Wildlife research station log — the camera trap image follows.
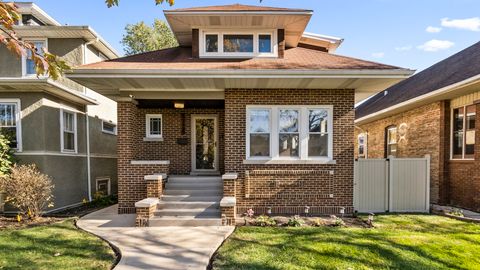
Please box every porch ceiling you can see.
[67,74,409,104]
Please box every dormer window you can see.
[200,30,277,58]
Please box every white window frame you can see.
[450,105,476,160]
[246,105,334,163]
[146,114,163,139]
[96,177,111,196]
[386,126,397,158]
[358,133,367,158]
[60,108,77,153]
[101,120,117,135]
[22,38,48,77]
[0,99,22,152]
[199,29,278,58]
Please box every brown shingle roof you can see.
[167,4,312,13]
[356,41,480,120]
[76,47,403,71]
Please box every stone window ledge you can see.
[143,137,164,142]
[131,160,170,165]
[243,159,336,165]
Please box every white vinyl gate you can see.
[354,156,430,213]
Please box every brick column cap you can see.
[222,173,238,180]
[220,197,236,207]
[135,198,159,208]
[144,174,166,181]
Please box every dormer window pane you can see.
[205,34,218,52]
[224,34,254,53]
[259,34,272,53]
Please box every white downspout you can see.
[83,42,92,201]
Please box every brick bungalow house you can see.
[355,41,480,212]
[68,4,412,226]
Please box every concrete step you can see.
[168,176,222,182]
[161,195,222,202]
[158,201,220,209]
[154,208,221,217]
[149,216,222,227]
[165,182,223,190]
[164,189,222,196]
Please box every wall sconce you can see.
[267,207,272,216]
[174,101,184,109]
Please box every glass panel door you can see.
[194,117,217,171]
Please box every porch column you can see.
[221,173,237,225]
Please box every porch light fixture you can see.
[174,102,184,109]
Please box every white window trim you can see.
[101,120,117,135]
[0,98,22,152]
[146,114,163,139]
[450,105,475,160]
[199,29,278,58]
[21,38,48,77]
[246,105,334,163]
[60,108,78,153]
[96,177,111,195]
[386,126,397,157]
[358,133,367,158]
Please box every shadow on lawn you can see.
[0,221,114,269]
[213,216,480,270]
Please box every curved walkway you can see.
[77,205,234,270]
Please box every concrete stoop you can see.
[150,175,223,227]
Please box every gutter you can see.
[67,69,414,79]
[355,74,480,124]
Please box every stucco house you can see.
[68,4,413,226]
[355,41,480,212]
[0,3,119,213]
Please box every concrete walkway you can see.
[77,205,234,270]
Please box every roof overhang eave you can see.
[355,74,480,125]
[0,78,98,105]
[163,10,313,16]
[67,68,414,79]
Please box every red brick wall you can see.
[224,89,355,215]
[355,102,444,204]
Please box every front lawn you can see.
[0,219,116,270]
[212,215,480,270]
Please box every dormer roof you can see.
[164,4,312,48]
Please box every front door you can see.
[192,115,218,173]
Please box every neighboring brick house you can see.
[355,41,480,212]
[0,3,119,213]
[68,4,412,225]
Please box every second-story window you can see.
[61,109,77,153]
[205,34,218,52]
[259,34,272,53]
[224,34,254,53]
[25,40,47,76]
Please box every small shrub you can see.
[90,194,117,207]
[330,215,345,227]
[0,134,15,177]
[287,215,305,227]
[255,215,276,227]
[0,164,54,219]
[450,208,464,217]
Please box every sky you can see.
[31,0,480,72]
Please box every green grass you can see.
[212,215,480,270]
[0,219,115,270]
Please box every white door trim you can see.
[191,114,219,173]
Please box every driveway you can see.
[77,205,234,270]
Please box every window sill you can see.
[102,131,117,136]
[243,159,336,165]
[449,159,475,163]
[143,137,164,142]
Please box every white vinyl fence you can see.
[354,156,430,213]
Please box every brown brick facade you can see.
[355,101,480,211]
[225,89,355,216]
[354,102,444,204]
[117,101,225,213]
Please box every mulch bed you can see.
[0,216,65,230]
